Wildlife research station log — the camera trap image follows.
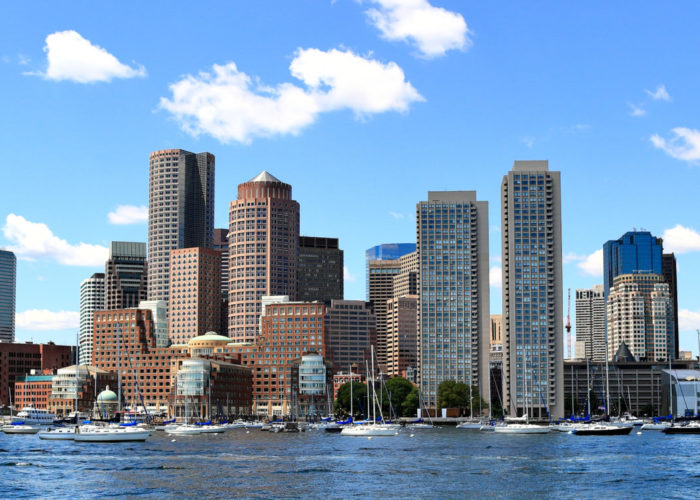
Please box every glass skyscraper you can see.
[0,250,17,342]
[603,231,663,298]
[417,191,489,407]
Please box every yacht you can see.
[494,423,551,434]
[38,426,76,440]
[74,424,151,442]
[341,423,399,436]
[573,424,633,436]
[662,421,700,434]
[13,407,56,425]
[1,422,41,434]
[640,421,672,431]
[456,420,483,430]
[165,424,204,435]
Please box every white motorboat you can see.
[38,427,76,440]
[640,421,672,431]
[74,425,151,442]
[456,421,483,430]
[1,422,41,434]
[341,424,399,436]
[493,423,551,434]
[13,407,55,425]
[407,423,435,430]
[165,424,203,435]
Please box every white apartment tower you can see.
[417,191,489,407]
[79,273,105,365]
[574,285,606,362]
[501,161,564,420]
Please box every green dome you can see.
[97,387,118,402]
[188,331,231,343]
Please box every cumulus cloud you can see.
[662,224,700,254]
[33,30,145,83]
[2,214,108,266]
[344,266,357,283]
[490,265,502,288]
[363,0,471,58]
[108,205,148,225]
[651,128,700,162]
[678,308,700,333]
[160,48,423,144]
[16,309,79,331]
[565,249,603,277]
[645,84,670,101]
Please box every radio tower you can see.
[566,288,572,359]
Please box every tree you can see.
[437,380,489,415]
[378,377,415,417]
[334,382,367,418]
[402,387,420,417]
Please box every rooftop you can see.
[249,171,281,183]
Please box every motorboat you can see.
[493,423,551,434]
[1,422,41,434]
[456,420,483,430]
[38,426,76,440]
[340,424,399,436]
[165,424,203,435]
[13,407,55,425]
[573,424,633,436]
[74,424,151,442]
[662,421,700,434]
[408,422,435,430]
[640,421,672,431]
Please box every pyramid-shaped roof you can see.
[249,171,281,183]
[613,341,636,362]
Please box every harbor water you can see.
[1,427,698,499]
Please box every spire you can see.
[249,171,281,183]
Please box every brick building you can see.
[14,371,54,410]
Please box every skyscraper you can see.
[367,259,401,371]
[147,149,215,306]
[228,171,300,342]
[297,236,343,303]
[169,247,221,344]
[574,285,606,362]
[324,300,376,373]
[79,273,105,365]
[603,231,663,299]
[213,228,230,299]
[501,161,563,420]
[417,191,489,407]
[386,295,418,378]
[105,241,147,310]
[365,243,416,298]
[0,250,16,342]
[661,253,679,359]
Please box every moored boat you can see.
[573,424,633,436]
[1,422,41,434]
[38,426,76,440]
[662,421,700,434]
[74,425,151,442]
[494,423,551,434]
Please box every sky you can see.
[1,1,700,355]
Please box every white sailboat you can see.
[2,384,40,434]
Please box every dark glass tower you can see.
[0,250,17,342]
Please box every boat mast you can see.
[116,324,122,414]
[75,331,79,416]
[586,356,591,416]
[668,354,673,418]
[349,365,353,419]
[524,347,529,423]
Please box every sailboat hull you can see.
[573,425,633,436]
[494,424,551,434]
[341,425,398,436]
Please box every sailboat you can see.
[1,386,41,434]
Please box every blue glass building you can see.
[603,231,663,298]
[0,250,17,342]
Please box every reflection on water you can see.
[1,428,698,498]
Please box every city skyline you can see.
[1,2,700,356]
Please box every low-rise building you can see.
[49,365,115,418]
[14,370,54,410]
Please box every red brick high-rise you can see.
[228,172,300,342]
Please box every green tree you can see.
[402,387,420,417]
[437,380,489,415]
[378,377,415,417]
[334,382,367,418]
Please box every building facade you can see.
[418,190,490,407]
[138,300,169,348]
[365,243,416,298]
[574,285,606,362]
[105,241,148,311]
[501,161,564,420]
[213,228,230,336]
[169,247,221,344]
[147,149,215,306]
[298,236,343,303]
[490,314,503,353]
[49,365,115,417]
[0,250,16,342]
[14,372,54,410]
[290,352,333,419]
[385,295,418,378]
[603,231,663,299]
[79,273,105,365]
[607,273,673,362]
[661,253,679,359]
[228,172,300,342]
[367,259,401,370]
[324,300,376,374]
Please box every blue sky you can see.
[2,1,700,355]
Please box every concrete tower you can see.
[79,273,105,365]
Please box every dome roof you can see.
[188,332,231,344]
[97,387,118,402]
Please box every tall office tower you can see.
[78,273,105,365]
[365,243,416,298]
[501,161,563,420]
[147,149,215,307]
[298,236,343,302]
[417,191,489,407]
[138,300,169,347]
[393,251,419,298]
[229,171,300,342]
[607,274,673,361]
[367,259,401,370]
[490,314,503,353]
[324,300,377,373]
[661,253,679,359]
[169,247,221,344]
[386,295,418,378]
[0,250,16,342]
[213,228,230,337]
[105,242,147,310]
[574,285,606,362]
[603,231,662,299]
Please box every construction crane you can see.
[565,288,572,359]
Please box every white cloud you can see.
[388,211,405,219]
[678,308,700,333]
[108,205,148,225]
[521,136,535,148]
[489,265,502,288]
[650,127,700,162]
[16,309,79,331]
[645,84,670,101]
[363,0,471,58]
[662,224,700,254]
[344,266,357,283]
[17,54,30,66]
[34,30,145,83]
[2,214,108,266]
[628,102,646,117]
[160,48,423,144]
[490,255,501,265]
[565,249,603,277]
